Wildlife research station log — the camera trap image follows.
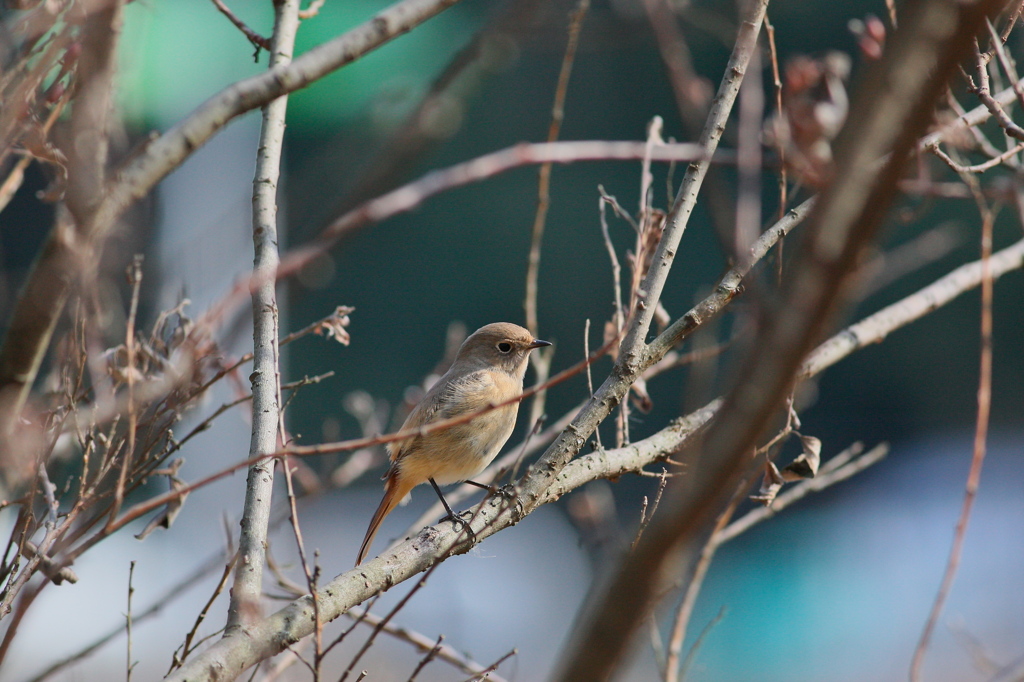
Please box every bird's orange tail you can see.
[356,473,414,566]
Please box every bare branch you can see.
[910,165,996,682]
[927,139,1024,173]
[801,236,1024,380]
[226,0,300,634]
[618,0,768,367]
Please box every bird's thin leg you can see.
[429,478,475,539]
[465,478,516,500]
[463,479,495,493]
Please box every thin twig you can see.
[664,478,748,682]
[126,561,136,682]
[928,139,1024,173]
[523,0,587,439]
[339,575,434,682]
[210,0,271,51]
[464,648,517,682]
[108,256,143,527]
[281,459,322,677]
[986,19,1024,110]
[168,555,238,674]
[764,13,787,283]
[583,319,601,451]
[970,38,1024,141]
[26,552,228,682]
[677,606,726,682]
[945,88,1006,159]
[1000,0,1024,40]
[524,0,589,337]
[406,634,444,682]
[598,189,625,335]
[631,468,667,550]
[910,165,995,682]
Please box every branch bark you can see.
[225,0,300,634]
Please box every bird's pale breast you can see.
[393,367,521,486]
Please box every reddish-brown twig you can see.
[210,0,271,51]
[910,164,995,682]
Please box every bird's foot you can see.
[441,510,477,541]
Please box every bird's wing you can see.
[388,369,496,463]
[428,369,498,420]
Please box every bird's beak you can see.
[528,338,552,349]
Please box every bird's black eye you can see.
[497,342,513,354]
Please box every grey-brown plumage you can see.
[356,323,550,565]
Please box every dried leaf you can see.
[783,434,822,481]
[750,460,786,506]
[135,459,189,540]
[315,305,354,345]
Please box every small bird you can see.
[356,322,551,565]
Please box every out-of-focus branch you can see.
[226,0,300,634]
[642,0,711,134]
[0,0,123,441]
[551,0,1011,679]
[333,0,546,215]
[309,140,713,248]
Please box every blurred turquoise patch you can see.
[118,0,476,129]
